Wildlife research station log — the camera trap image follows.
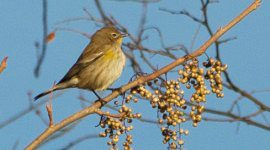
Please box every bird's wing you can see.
[58,43,110,84]
[76,42,106,64]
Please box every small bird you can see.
[34,26,126,100]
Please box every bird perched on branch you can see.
[35,26,127,100]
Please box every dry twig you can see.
[25,1,261,149]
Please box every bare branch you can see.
[25,1,261,148]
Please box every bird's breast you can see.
[77,46,125,91]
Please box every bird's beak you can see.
[121,33,128,37]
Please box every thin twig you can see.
[25,1,261,148]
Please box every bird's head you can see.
[91,26,127,45]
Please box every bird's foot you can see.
[107,87,119,91]
[107,87,124,95]
[96,99,107,106]
[92,90,106,105]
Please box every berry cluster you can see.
[178,58,210,103]
[160,127,189,149]
[98,57,227,149]
[178,58,209,127]
[130,80,188,148]
[98,105,141,150]
[155,80,186,126]
[203,58,227,98]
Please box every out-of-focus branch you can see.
[25,1,261,149]
[224,75,270,112]
[54,27,91,39]
[0,92,63,129]
[12,140,19,150]
[203,107,270,130]
[34,0,48,77]
[0,103,46,129]
[39,122,80,148]
[159,8,204,24]
[94,0,113,26]
[59,134,100,150]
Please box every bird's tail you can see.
[34,80,75,101]
[34,88,56,101]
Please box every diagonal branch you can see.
[25,1,261,149]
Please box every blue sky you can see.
[0,0,270,149]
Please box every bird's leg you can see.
[92,90,102,99]
[92,90,106,105]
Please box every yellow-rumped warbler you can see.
[34,27,126,100]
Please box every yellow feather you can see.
[102,49,117,60]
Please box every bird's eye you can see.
[111,33,118,38]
